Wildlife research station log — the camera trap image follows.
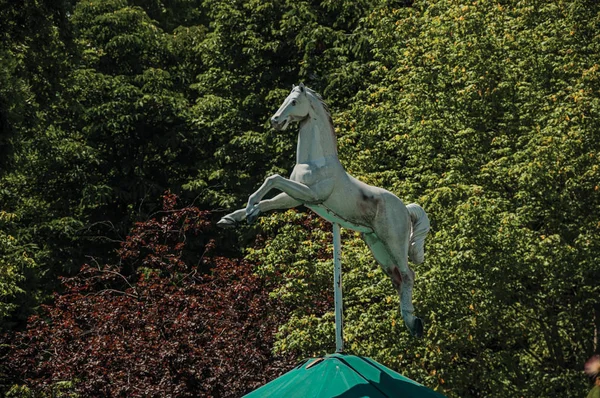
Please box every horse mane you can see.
[305,87,336,137]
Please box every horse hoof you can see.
[246,212,259,224]
[411,318,424,338]
[246,208,260,224]
[217,216,236,229]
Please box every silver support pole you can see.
[333,222,344,353]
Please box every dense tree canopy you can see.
[0,0,599,396]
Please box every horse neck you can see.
[296,102,339,164]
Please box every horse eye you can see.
[292,100,297,106]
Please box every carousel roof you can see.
[244,353,446,398]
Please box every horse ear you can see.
[299,82,305,92]
[292,84,296,89]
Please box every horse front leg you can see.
[217,193,300,228]
[245,174,326,217]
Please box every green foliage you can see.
[1,0,599,396]
[248,1,600,397]
[0,212,37,328]
[0,0,377,331]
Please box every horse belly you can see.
[306,204,374,233]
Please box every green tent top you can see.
[244,353,446,398]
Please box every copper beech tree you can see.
[2,193,292,397]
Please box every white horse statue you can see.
[218,83,430,338]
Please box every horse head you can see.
[270,83,310,131]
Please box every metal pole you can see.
[333,222,344,352]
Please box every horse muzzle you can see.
[270,115,289,131]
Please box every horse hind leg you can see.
[406,203,430,264]
[392,264,423,338]
[362,232,424,338]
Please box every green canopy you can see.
[244,353,446,397]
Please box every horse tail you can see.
[406,203,430,264]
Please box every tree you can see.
[260,1,600,396]
[0,0,77,328]
[1,193,293,397]
[2,0,598,396]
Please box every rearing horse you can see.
[218,83,430,337]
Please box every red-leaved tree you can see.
[1,193,293,397]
